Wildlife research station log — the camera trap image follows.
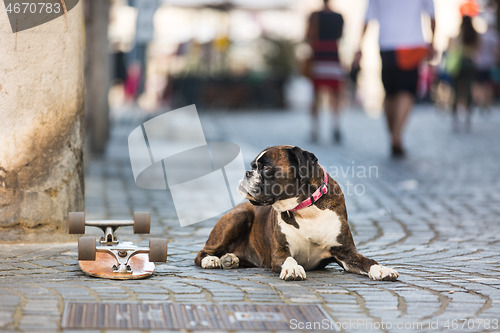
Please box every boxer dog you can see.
[195,146,399,281]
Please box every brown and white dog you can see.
[195,145,399,281]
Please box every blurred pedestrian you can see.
[448,15,479,131]
[124,62,142,102]
[355,0,436,158]
[305,0,345,143]
[473,9,499,115]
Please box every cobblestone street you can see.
[1,105,500,332]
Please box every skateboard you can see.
[68,211,167,280]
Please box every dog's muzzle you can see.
[238,179,275,206]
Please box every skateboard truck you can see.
[69,212,167,279]
[77,236,167,274]
[70,212,150,245]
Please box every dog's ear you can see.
[287,146,318,182]
[303,150,318,165]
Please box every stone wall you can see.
[0,2,85,242]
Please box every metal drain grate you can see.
[62,302,333,331]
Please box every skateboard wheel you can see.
[149,238,168,262]
[69,212,85,234]
[78,237,96,261]
[133,212,150,234]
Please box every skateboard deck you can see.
[69,211,167,280]
[79,252,155,280]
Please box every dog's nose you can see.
[246,170,252,178]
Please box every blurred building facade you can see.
[107,0,498,112]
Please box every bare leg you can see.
[311,87,320,142]
[452,97,459,132]
[330,87,342,143]
[484,83,493,113]
[465,79,473,132]
[475,82,494,114]
[391,92,414,148]
[384,95,397,137]
[385,92,413,157]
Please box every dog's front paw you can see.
[368,264,399,281]
[280,257,306,281]
[201,256,222,269]
[221,253,240,269]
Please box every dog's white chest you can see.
[278,207,342,270]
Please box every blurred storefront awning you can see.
[161,0,294,11]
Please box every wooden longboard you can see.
[79,252,155,280]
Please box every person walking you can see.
[448,15,480,131]
[305,0,345,144]
[474,9,498,115]
[354,0,436,158]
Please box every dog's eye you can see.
[262,166,274,174]
[262,166,274,178]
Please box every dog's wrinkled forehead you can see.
[252,146,294,168]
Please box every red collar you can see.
[290,165,328,212]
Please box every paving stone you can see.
[1,107,500,331]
